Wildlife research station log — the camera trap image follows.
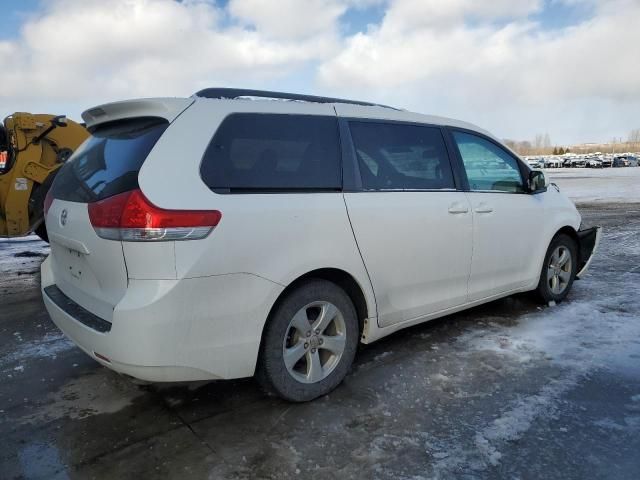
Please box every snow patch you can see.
[593,418,626,431]
[2,332,75,367]
[431,224,640,472]
[548,167,640,204]
[0,235,49,276]
[373,351,393,361]
[472,373,580,466]
[459,281,640,374]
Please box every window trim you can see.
[338,118,362,192]
[340,117,463,193]
[445,126,532,195]
[198,112,344,195]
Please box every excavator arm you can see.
[0,113,89,240]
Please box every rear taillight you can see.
[44,190,54,215]
[88,189,221,241]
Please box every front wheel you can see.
[535,233,577,304]
[256,279,359,402]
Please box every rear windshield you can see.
[50,117,168,202]
[200,113,341,192]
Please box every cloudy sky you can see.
[1,0,638,145]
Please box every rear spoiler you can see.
[82,97,194,130]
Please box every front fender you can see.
[527,188,581,289]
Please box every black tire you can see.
[34,222,49,243]
[256,279,359,402]
[29,171,57,244]
[535,233,577,304]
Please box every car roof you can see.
[191,90,496,140]
[332,103,495,139]
[83,89,501,148]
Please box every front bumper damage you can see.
[576,226,602,278]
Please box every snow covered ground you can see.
[0,235,49,316]
[0,235,49,273]
[546,167,640,204]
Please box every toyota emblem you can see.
[60,209,68,226]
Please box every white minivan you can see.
[41,89,600,401]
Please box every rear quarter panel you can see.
[137,99,377,320]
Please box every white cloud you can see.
[379,0,543,32]
[318,0,640,142]
[0,0,341,118]
[228,0,346,39]
[0,0,638,143]
[320,0,640,100]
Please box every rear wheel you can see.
[535,233,577,304]
[257,279,359,402]
[30,172,57,244]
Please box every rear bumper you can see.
[44,285,112,333]
[576,226,602,278]
[41,256,283,382]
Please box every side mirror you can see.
[528,170,547,193]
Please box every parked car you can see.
[613,156,631,167]
[40,88,601,401]
[569,157,587,168]
[586,157,603,168]
[544,157,563,168]
[526,157,544,169]
[625,155,639,167]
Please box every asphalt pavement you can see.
[1,202,639,479]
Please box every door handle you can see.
[448,203,469,214]
[475,203,493,213]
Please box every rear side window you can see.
[200,114,341,192]
[348,121,455,190]
[50,117,168,202]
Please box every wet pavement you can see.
[1,203,639,479]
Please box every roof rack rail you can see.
[194,88,395,109]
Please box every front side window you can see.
[200,114,341,192]
[348,121,455,191]
[452,131,524,193]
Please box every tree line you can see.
[504,129,640,155]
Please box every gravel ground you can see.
[1,199,639,479]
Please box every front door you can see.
[450,130,545,301]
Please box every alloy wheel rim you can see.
[282,301,347,384]
[547,245,572,295]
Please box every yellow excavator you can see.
[0,113,89,242]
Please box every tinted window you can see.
[348,122,454,190]
[51,117,168,202]
[200,114,341,192]
[452,131,524,193]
